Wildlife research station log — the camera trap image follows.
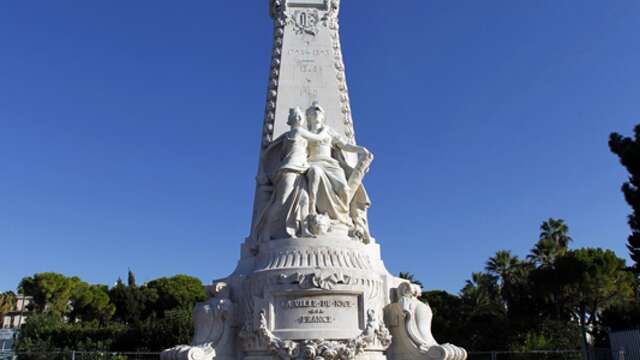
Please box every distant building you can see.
[1,295,31,329]
[0,328,17,352]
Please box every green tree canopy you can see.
[145,275,206,318]
[553,248,635,339]
[610,124,640,271]
[19,272,82,316]
[421,290,465,345]
[109,278,148,325]
[70,283,116,324]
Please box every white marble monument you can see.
[162,1,466,359]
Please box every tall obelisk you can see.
[248,0,362,243]
[161,2,467,360]
[260,0,355,148]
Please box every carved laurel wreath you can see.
[289,9,322,36]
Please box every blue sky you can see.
[1,1,638,293]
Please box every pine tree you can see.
[127,269,137,288]
[610,124,640,272]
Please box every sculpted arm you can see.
[333,134,372,157]
[296,127,326,142]
[342,143,371,155]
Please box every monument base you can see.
[231,236,394,360]
[162,235,467,360]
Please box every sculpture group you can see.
[162,1,467,359]
[253,102,373,243]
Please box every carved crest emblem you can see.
[290,9,321,36]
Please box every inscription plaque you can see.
[274,293,361,336]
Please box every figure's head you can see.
[210,281,229,298]
[398,282,420,298]
[398,282,413,298]
[306,101,325,131]
[287,107,305,128]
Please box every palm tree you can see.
[529,218,573,266]
[399,272,423,287]
[539,218,572,248]
[486,250,520,285]
[461,272,504,315]
[486,251,523,310]
[529,239,562,266]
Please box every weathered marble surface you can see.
[162,1,466,359]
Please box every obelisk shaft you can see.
[261,0,354,149]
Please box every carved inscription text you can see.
[274,294,359,331]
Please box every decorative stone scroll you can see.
[161,282,235,360]
[384,283,467,360]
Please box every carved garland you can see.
[328,16,355,144]
[240,308,391,360]
[263,1,287,148]
[274,272,384,300]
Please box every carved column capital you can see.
[270,0,340,20]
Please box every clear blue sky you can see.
[1,1,638,294]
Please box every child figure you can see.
[256,107,325,240]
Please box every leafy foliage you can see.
[70,284,116,324]
[15,271,203,352]
[601,297,640,332]
[144,275,206,318]
[418,218,636,351]
[421,290,465,345]
[19,273,82,315]
[610,124,640,271]
[554,249,635,331]
[0,291,17,327]
[108,279,147,325]
[510,320,581,352]
[528,218,572,267]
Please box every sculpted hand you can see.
[361,147,373,160]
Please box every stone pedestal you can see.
[230,236,395,360]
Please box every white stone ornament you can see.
[161,282,235,360]
[163,1,466,359]
[384,283,467,360]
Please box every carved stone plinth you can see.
[229,236,394,359]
